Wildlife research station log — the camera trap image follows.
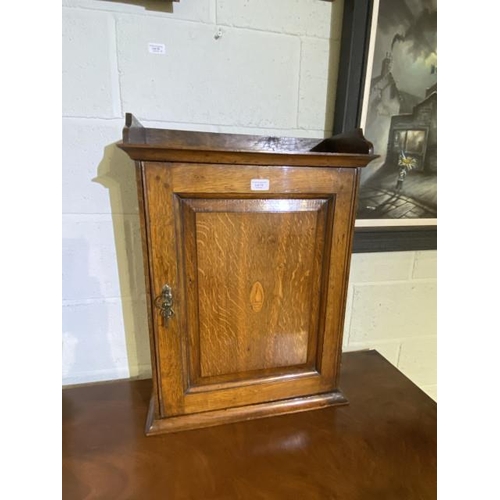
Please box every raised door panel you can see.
[181,198,330,387]
[143,163,358,418]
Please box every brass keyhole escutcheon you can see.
[154,284,174,323]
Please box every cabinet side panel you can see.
[332,167,361,385]
[134,162,161,418]
[319,168,359,383]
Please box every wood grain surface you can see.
[62,350,437,500]
[190,199,326,378]
[120,112,374,157]
[119,113,377,166]
[121,146,376,166]
[119,117,375,434]
[142,163,359,427]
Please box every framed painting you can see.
[334,0,437,253]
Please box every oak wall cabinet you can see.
[119,114,374,434]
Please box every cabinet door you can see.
[143,162,358,418]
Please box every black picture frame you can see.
[334,0,437,253]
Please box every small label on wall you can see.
[251,179,270,191]
[148,43,166,54]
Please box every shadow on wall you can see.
[93,143,152,380]
[99,0,174,13]
[62,239,112,382]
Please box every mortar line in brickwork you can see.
[352,278,437,287]
[296,36,303,128]
[62,368,131,385]
[61,121,327,142]
[111,14,124,118]
[409,251,418,280]
[62,110,325,132]
[346,335,437,347]
[203,19,326,42]
[214,23,331,40]
[64,6,216,28]
[395,343,403,367]
[62,295,145,306]
[111,14,124,117]
[62,114,124,120]
[61,215,139,220]
[61,212,139,217]
[64,5,333,41]
[144,123,324,134]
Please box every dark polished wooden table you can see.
[62,350,437,499]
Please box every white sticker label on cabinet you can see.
[250,179,270,191]
[148,43,166,54]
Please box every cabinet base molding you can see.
[145,391,348,435]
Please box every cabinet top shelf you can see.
[118,113,377,168]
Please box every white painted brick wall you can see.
[62,0,436,401]
[63,0,216,23]
[62,118,134,214]
[343,250,437,401]
[216,0,339,38]
[299,37,337,131]
[62,8,121,117]
[116,16,301,128]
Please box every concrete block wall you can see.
[62,0,437,400]
[343,251,437,401]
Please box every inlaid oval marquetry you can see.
[250,281,265,312]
